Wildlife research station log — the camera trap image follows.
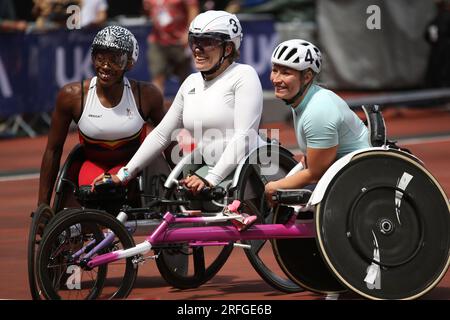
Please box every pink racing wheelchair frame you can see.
[87,210,315,269]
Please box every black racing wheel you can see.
[315,150,450,299]
[272,205,346,294]
[237,145,305,293]
[154,169,233,289]
[28,204,56,300]
[37,209,137,300]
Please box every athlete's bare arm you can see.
[37,83,83,206]
[264,146,338,205]
[137,81,165,125]
[134,80,177,167]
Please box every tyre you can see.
[37,209,137,300]
[27,204,57,300]
[272,206,346,294]
[237,145,304,293]
[315,150,450,299]
[28,206,87,300]
[154,167,233,289]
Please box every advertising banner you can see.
[0,19,276,117]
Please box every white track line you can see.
[392,135,450,146]
[1,135,449,183]
[0,172,39,182]
[289,134,450,155]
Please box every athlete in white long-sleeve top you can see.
[93,10,264,194]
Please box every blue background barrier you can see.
[0,19,276,117]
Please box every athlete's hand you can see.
[181,175,209,194]
[91,173,122,191]
[264,181,281,207]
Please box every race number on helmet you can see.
[92,25,139,65]
[189,10,243,50]
[271,39,322,74]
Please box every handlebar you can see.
[177,184,227,201]
[92,178,115,193]
[271,189,312,205]
[60,178,78,193]
[122,198,190,214]
[60,177,125,207]
[60,177,116,195]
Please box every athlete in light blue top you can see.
[265,39,370,200]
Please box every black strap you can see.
[136,81,147,121]
[137,81,142,108]
[200,43,228,78]
[283,75,313,106]
[76,78,85,124]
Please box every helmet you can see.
[271,39,322,74]
[189,10,243,50]
[91,25,139,66]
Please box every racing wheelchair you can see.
[259,105,450,298]
[154,139,303,292]
[27,145,175,299]
[35,104,450,300]
[29,136,302,298]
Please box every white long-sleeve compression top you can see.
[117,62,263,186]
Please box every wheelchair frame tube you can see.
[87,241,152,268]
[86,212,315,268]
[149,222,316,244]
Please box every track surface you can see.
[0,107,449,300]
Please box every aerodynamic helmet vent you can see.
[277,45,288,59]
[285,48,297,60]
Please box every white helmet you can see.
[189,10,243,50]
[271,39,322,74]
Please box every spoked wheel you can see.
[37,209,137,300]
[237,145,304,293]
[154,172,233,289]
[28,204,57,300]
[315,150,450,299]
[28,206,87,300]
[155,243,234,290]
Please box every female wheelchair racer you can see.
[31,136,302,299]
[34,100,450,300]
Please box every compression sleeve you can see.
[117,85,184,183]
[204,66,263,185]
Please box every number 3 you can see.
[229,18,239,34]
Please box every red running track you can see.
[0,107,449,300]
